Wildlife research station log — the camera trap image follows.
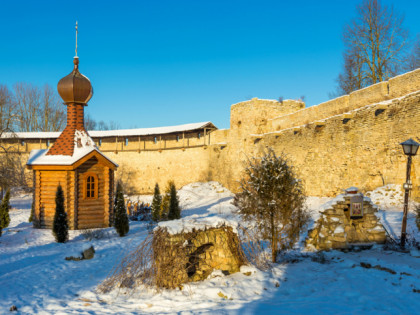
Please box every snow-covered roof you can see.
[27,130,118,167]
[5,122,217,139]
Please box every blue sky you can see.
[0,0,419,129]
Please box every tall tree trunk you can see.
[271,212,276,263]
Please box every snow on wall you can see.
[4,122,216,139]
[157,214,238,235]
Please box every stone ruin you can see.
[306,187,387,251]
[154,218,246,289]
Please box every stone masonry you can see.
[5,69,420,199]
[306,188,387,250]
[154,226,245,288]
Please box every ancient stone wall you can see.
[107,147,211,194]
[8,69,420,198]
[209,69,420,200]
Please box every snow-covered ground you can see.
[1,182,419,314]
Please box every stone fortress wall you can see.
[208,69,420,200]
[3,69,420,199]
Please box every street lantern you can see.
[400,138,420,248]
[401,138,420,156]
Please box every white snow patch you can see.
[334,226,345,234]
[318,194,345,212]
[157,214,238,235]
[1,182,420,314]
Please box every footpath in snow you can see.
[0,182,419,314]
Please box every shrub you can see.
[151,183,162,222]
[234,148,309,263]
[0,189,11,236]
[168,182,181,220]
[81,229,110,241]
[52,184,68,243]
[29,200,34,223]
[160,181,173,220]
[114,182,129,237]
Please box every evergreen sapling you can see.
[114,182,129,237]
[151,183,162,221]
[168,182,181,220]
[52,184,69,243]
[29,200,34,223]
[160,181,172,220]
[0,189,11,236]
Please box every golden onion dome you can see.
[57,57,93,105]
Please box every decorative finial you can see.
[75,21,78,57]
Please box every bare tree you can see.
[0,85,27,197]
[336,47,365,95]
[0,85,17,140]
[335,0,409,95]
[39,85,66,132]
[13,83,65,132]
[84,113,97,130]
[406,34,420,71]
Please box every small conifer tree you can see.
[114,182,129,237]
[160,181,173,220]
[52,184,68,243]
[168,182,181,220]
[0,189,11,236]
[29,200,34,223]
[151,183,162,221]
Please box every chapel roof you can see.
[57,57,93,105]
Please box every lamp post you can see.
[400,138,419,248]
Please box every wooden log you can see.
[78,219,105,224]
[78,212,106,218]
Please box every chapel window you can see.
[85,174,98,199]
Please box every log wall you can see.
[77,156,107,229]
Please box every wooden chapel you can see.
[27,54,118,229]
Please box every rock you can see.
[65,246,95,261]
[65,256,82,261]
[82,246,95,260]
[10,305,18,312]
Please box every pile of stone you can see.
[154,219,246,288]
[306,187,386,250]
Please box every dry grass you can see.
[98,231,156,294]
[98,226,249,294]
[81,229,110,241]
[237,225,271,271]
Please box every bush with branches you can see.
[234,148,309,263]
